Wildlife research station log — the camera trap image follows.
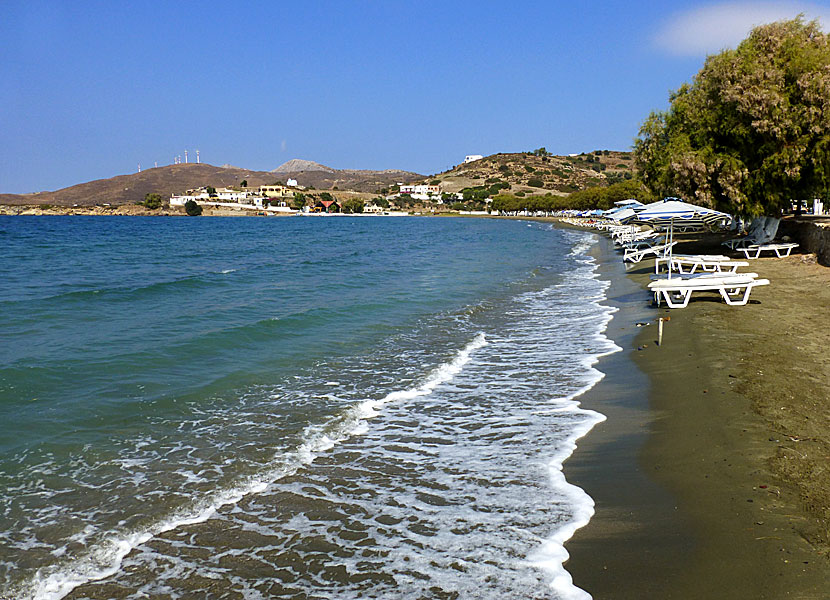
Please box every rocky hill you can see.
[425,150,636,195]
[0,162,423,207]
[272,159,335,173]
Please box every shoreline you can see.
[563,230,830,597]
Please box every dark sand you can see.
[564,232,830,599]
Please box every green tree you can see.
[143,193,163,210]
[206,186,217,197]
[342,198,365,213]
[635,17,830,215]
[184,199,202,216]
[240,179,248,188]
[291,193,307,210]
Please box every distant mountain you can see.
[272,159,335,173]
[0,162,424,206]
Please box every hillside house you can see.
[259,184,294,200]
[464,155,483,163]
[314,199,341,213]
[399,184,442,201]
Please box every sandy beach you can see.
[564,230,830,598]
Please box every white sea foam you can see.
[14,334,488,600]
[527,230,621,600]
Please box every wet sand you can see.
[565,232,830,598]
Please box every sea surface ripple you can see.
[0,215,618,599]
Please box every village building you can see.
[313,198,341,213]
[464,155,483,163]
[170,186,294,212]
[399,184,442,201]
[259,184,294,199]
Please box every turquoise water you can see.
[0,215,617,599]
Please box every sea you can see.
[0,215,619,600]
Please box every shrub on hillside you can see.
[143,193,163,210]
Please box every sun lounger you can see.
[654,253,731,272]
[657,256,749,274]
[723,217,780,249]
[623,241,677,263]
[615,230,659,245]
[737,242,799,259]
[620,236,666,251]
[648,274,770,308]
[650,271,759,282]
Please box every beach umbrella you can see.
[613,198,644,209]
[635,197,731,231]
[607,207,638,223]
[635,198,731,278]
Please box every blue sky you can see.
[2,1,830,193]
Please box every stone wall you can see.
[779,218,830,266]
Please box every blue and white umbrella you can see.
[606,207,638,223]
[613,198,644,208]
[635,198,731,277]
[635,198,730,231]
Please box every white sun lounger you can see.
[648,275,770,308]
[657,256,750,274]
[623,241,677,263]
[737,242,799,259]
[615,230,659,245]
[621,236,666,251]
[650,271,759,282]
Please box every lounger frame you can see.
[738,243,799,259]
[648,277,770,308]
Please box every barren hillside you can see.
[0,163,423,207]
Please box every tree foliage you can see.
[291,193,307,210]
[634,17,830,215]
[143,193,163,210]
[184,199,202,216]
[342,198,364,213]
[491,180,652,214]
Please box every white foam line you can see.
[16,334,488,600]
[527,233,621,600]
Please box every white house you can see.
[170,187,273,210]
[286,178,298,187]
[399,184,442,201]
[464,155,483,163]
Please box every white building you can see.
[464,155,483,163]
[170,187,295,212]
[399,184,442,201]
[286,178,298,187]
